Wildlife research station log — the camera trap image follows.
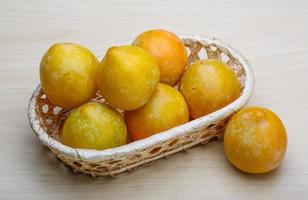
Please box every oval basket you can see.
[28,36,254,177]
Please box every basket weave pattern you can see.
[28,37,253,177]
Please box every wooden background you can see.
[0,0,307,199]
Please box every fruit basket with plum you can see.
[28,30,264,177]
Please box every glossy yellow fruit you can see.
[40,43,98,109]
[97,45,160,110]
[133,29,188,86]
[61,102,127,150]
[125,83,189,141]
[179,59,241,119]
[224,107,287,174]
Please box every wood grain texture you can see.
[0,0,307,199]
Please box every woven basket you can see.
[28,36,254,177]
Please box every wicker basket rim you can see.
[27,36,254,162]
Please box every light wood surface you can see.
[0,0,307,199]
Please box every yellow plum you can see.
[40,43,98,109]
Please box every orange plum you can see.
[224,107,287,174]
[125,83,189,141]
[133,29,187,86]
[179,59,241,119]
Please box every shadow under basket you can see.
[28,36,254,177]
